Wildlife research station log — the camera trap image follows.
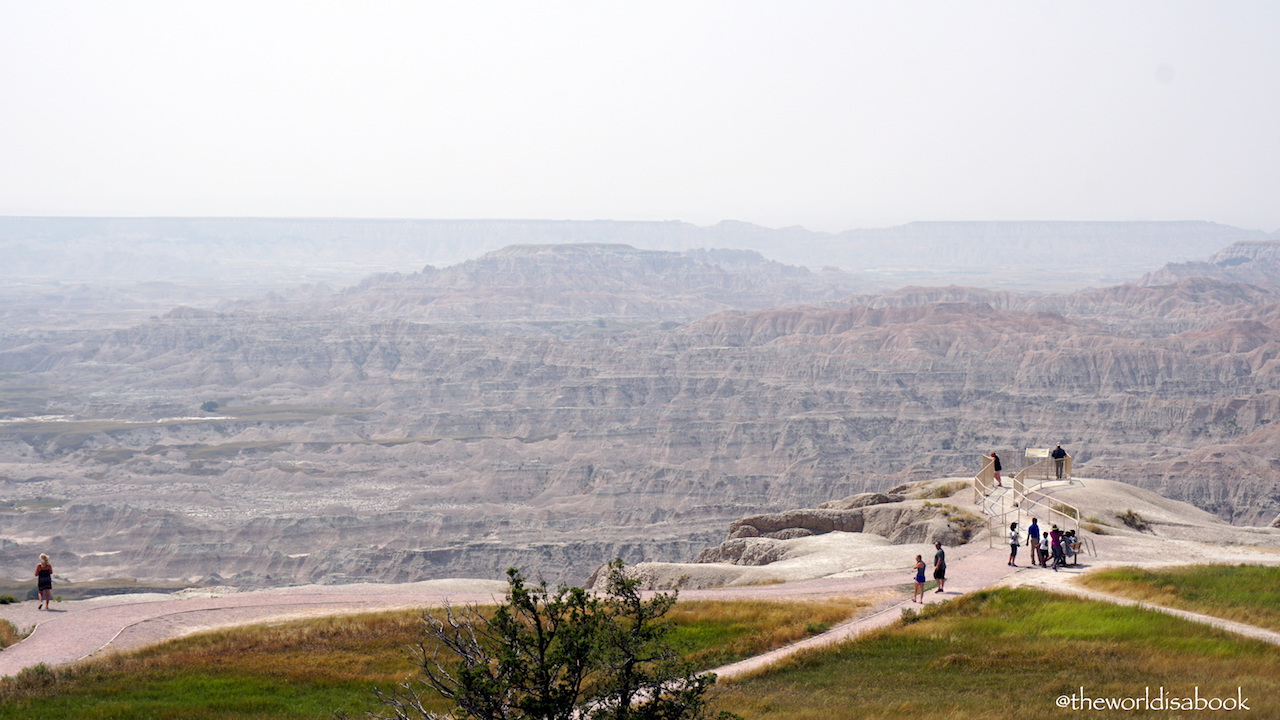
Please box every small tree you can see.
[358,561,735,720]
[588,561,734,720]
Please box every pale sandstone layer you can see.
[627,477,1280,589]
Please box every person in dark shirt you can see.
[34,553,53,610]
[933,541,947,593]
[1051,444,1068,480]
[989,451,1003,487]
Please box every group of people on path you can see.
[1008,518,1081,571]
[911,541,946,602]
[912,444,1078,604]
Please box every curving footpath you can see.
[1032,584,1280,647]
[0,586,504,678]
[708,546,1024,680]
[0,544,1006,679]
[4,546,1277,682]
[710,550,1280,682]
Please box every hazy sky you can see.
[3,2,1278,232]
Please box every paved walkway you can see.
[710,546,1024,679]
[0,544,1007,679]
[0,586,504,677]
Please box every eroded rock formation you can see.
[5,241,1280,587]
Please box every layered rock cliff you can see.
[5,242,1280,587]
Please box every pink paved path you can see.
[0,587,505,677]
[1,544,1017,679]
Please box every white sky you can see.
[2,1,1278,232]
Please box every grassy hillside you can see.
[715,587,1280,719]
[1079,564,1280,632]
[0,598,855,720]
[2,581,1277,719]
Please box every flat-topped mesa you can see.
[326,242,869,324]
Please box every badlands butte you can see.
[3,219,1280,589]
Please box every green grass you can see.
[8,587,1274,719]
[668,599,858,669]
[714,587,1280,719]
[1079,564,1280,632]
[0,599,857,720]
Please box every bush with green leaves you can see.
[360,560,738,720]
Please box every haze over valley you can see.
[3,218,1270,328]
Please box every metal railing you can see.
[974,456,1018,548]
[1015,457,1081,536]
[973,456,997,503]
[1020,452,1073,483]
[974,454,1090,555]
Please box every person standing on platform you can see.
[1051,444,1068,480]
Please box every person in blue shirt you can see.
[1026,518,1042,567]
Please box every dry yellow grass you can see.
[0,619,22,649]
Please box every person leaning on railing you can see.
[1051,444,1068,480]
